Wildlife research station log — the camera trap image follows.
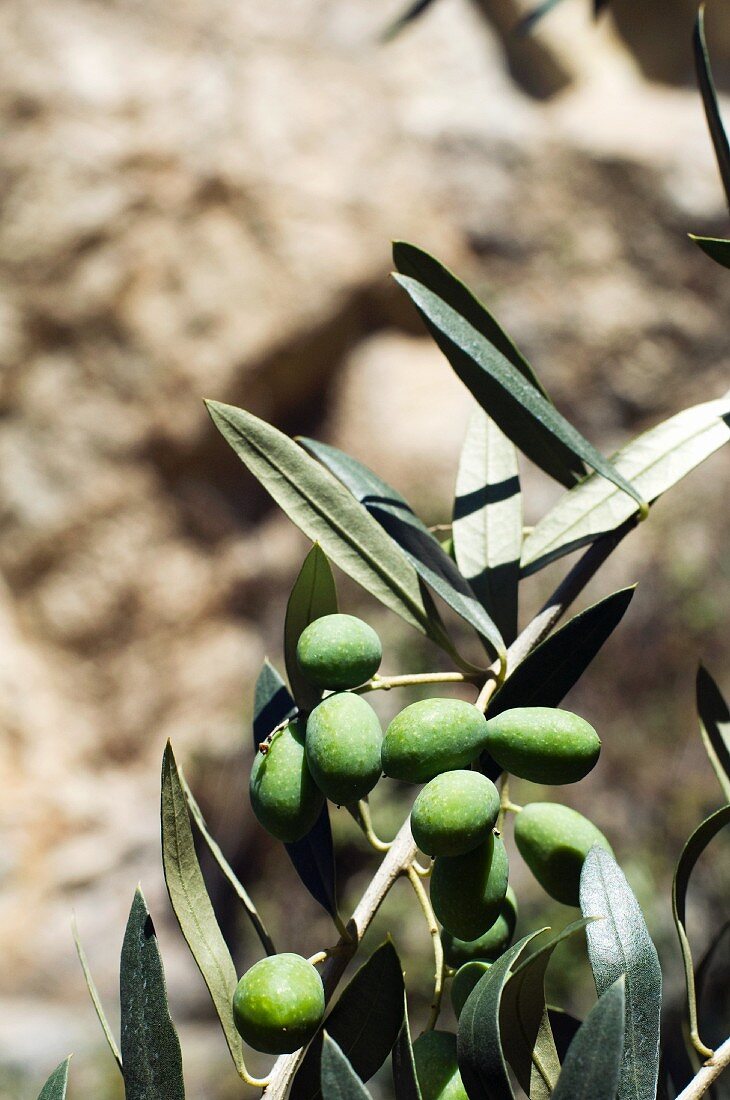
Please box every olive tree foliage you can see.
[39,5,730,1100]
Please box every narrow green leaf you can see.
[694,4,730,210]
[672,805,730,1060]
[392,995,423,1100]
[285,803,338,919]
[551,977,625,1100]
[501,919,593,1099]
[120,887,185,1100]
[253,659,296,753]
[690,235,730,269]
[580,848,662,1100]
[321,1037,374,1100]
[37,1058,71,1100]
[206,401,455,649]
[284,544,338,711]
[290,940,405,1100]
[392,243,556,407]
[299,435,504,661]
[161,742,243,1073]
[72,917,123,1073]
[696,664,730,801]
[453,408,522,644]
[457,930,547,1100]
[522,395,730,575]
[381,0,439,42]
[394,274,645,509]
[515,0,568,37]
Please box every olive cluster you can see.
[233,613,612,1068]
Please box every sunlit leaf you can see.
[394,274,644,510]
[453,408,522,644]
[694,4,730,209]
[696,664,730,801]
[672,805,730,1060]
[690,235,730,269]
[73,917,123,1073]
[284,544,338,711]
[299,435,504,662]
[522,395,730,575]
[37,1058,71,1100]
[161,742,243,1073]
[320,1037,374,1100]
[580,848,662,1100]
[457,930,546,1100]
[120,887,185,1100]
[551,977,625,1100]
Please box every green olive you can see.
[412,1031,468,1100]
[306,692,382,805]
[450,961,491,1019]
[249,720,324,842]
[411,771,500,856]
[296,614,382,689]
[514,802,613,906]
[381,698,488,784]
[430,833,509,941]
[441,886,518,966]
[232,953,324,1054]
[483,707,601,784]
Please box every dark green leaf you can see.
[73,917,123,1073]
[394,274,645,509]
[522,395,730,575]
[551,977,625,1100]
[206,401,447,643]
[392,995,423,1100]
[284,544,338,711]
[501,919,592,1098]
[382,0,439,42]
[696,664,730,801]
[690,235,730,269]
[672,805,730,1059]
[547,1008,582,1061]
[320,1037,373,1100]
[392,242,555,407]
[453,409,522,644]
[291,940,405,1100]
[120,887,185,1100]
[580,847,662,1100]
[285,803,338,918]
[37,1058,71,1100]
[299,435,504,662]
[694,5,730,210]
[457,930,546,1100]
[253,659,296,754]
[161,742,243,1073]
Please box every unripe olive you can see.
[411,771,500,857]
[381,698,488,784]
[305,692,382,805]
[412,1030,468,1100]
[232,953,325,1054]
[514,802,613,906]
[483,707,601,785]
[451,961,490,1019]
[296,613,382,689]
[249,720,324,842]
[441,886,518,966]
[431,833,509,941]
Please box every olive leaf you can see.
[453,408,522,644]
[457,930,547,1100]
[392,994,423,1100]
[694,3,730,210]
[284,803,338,920]
[522,394,730,575]
[284,544,338,712]
[299,435,504,662]
[672,804,730,1060]
[690,235,730,269]
[253,659,297,753]
[160,742,244,1074]
[37,1058,71,1100]
[320,1037,374,1100]
[551,976,625,1100]
[381,0,439,42]
[120,886,186,1100]
[500,919,593,1098]
[696,664,730,801]
[394,274,645,510]
[580,847,662,1100]
[73,916,123,1073]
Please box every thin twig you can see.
[406,864,445,1033]
[355,671,480,695]
[349,798,392,852]
[676,1035,730,1100]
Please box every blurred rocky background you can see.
[1,0,729,1095]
